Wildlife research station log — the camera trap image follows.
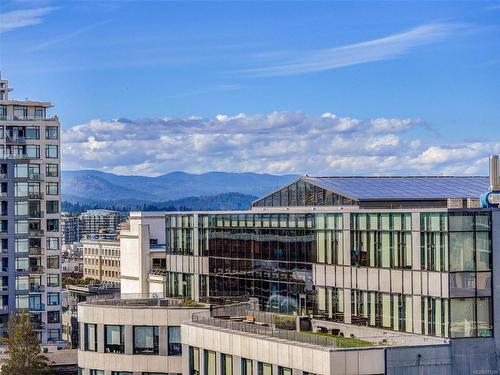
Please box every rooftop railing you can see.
[0,115,58,122]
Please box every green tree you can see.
[2,312,53,375]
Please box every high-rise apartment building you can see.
[0,74,61,343]
[78,209,121,240]
[61,212,80,245]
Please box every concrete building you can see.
[79,209,121,241]
[0,74,61,343]
[82,239,121,286]
[114,156,500,373]
[61,255,84,278]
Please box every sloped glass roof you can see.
[304,176,489,201]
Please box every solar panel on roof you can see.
[304,176,489,201]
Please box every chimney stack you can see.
[489,155,500,191]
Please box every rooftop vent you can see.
[489,155,500,191]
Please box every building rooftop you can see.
[304,176,489,201]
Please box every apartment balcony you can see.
[29,228,44,237]
[0,284,8,293]
[0,210,7,217]
[29,284,45,293]
[29,247,44,256]
[29,265,44,274]
[28,210,44,219]
[6,135,26,144]
[28,192,43,200]
[31,320,45,330]
[0,153,31,160]
[29,303,45,312]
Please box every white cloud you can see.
[61,112,500,176]
[243,23,466,77]
[0,7,57,33]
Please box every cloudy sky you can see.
[1,1,499,176]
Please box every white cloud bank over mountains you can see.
[62,112,500,176]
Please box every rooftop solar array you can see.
[304,176,489,201]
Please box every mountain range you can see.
[61,170,298,212]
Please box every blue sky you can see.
[1,1,499,175]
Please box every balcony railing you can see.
[29,265,44,274]
[29,173,43,181]
[29,247,44,255]
[28,211,44,219]
[6,135,26,144]
[0,153,32,160]
[29,284,45,292]
[29,303,45,312]
[29,229,44,237]
[0,115,58,122]
[28,192,43,200]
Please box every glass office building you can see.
[165,175,497,339]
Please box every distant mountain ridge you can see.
[61,170,298,211]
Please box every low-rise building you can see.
[82,240,121,286]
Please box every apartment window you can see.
[16,276,29,291]
[46,182,59,195]
[25,126,39,139]
[204,350,216,375]
[84,323,97,351]
[26,145,40,158]
[112,372,132,375]
[15,182,28,197]
[45,126,58,139]
[258,363,273,375]
[34,107,46,119]
[15,238,28,253]
[47,274,60,287]
[15,220,28,234]
[48,329,60,341]
[222,354,233,375]
[167,326,181,355]
[47,256,59,269]
[15,257,28,272]
[15,164,28,178]
[48,310,61,324]
[15,201,28,216]
[279,368,292,375]
[90,371,104,375]
[190,347,200,375]
[0,106,6,120]
[47,219,59,232]
[45,145,58,158]
[46,163,58,177]
[47,292,60,305]
[133,326,159,355]
[16,295,29,309]
[242,359,253,375]
[13,106,27,119]
[105,325,124,353]
[47,237,59,250]
[46,201,59,214]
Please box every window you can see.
[47,256,59,269]
[15,182,28,197]
[47,273,60,287]
[16,295,29,309]
[15,220,28,234]
[45,145,58,158]
[15,239,28,253]
[133,326,159,355]
[46,182,59,195]
[222,354,233,375]
[112,372,132,375]
[105,325,124,353]
[46,201,59,214]
[48,329,60,342]
[13,106,27,119]
[15,257,28,272]
[15,201,28,216]
[48,310,60,324]
[242,359,253,375]
[34,107,46,119]
[204,350,216,375]
[47,237,59,250]
[47,219,59,232]
[258,363,273,375]
[190,347,200,375]
[279,368,291,375]
[90,371,104,375]
[46,163,58,177]
[167,326,181,355]
[84,323,97,351]
[47,292,60,305]
[26,145,40,158]
[16,276,29,291]
[26,126,39,139]
[45,126,58,139]
[15,164,28,178]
